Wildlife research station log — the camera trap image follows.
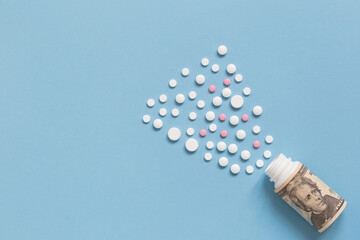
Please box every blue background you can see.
[0,0,359,239]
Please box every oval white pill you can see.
[201,58,209,67]
[219,157,228,167]
[197,100,205,109]
[181,67,189,77]
[147,98,155,108]
[256,159,264,168]
[168,127,181,141]
[153,119,163,129]
[169,79,177,88]
[185,138,198,152]
[204,153,212,161]
[265,135,273,144]
[159,94,167,103]
[176,94,185,104]
[236,130,246,140]
[213,96,222,107]
[217,45,227,56]
[243,87,251,96]
[211,64,219,73]
[235,74,243,83]
[246,166,254,174]
[222,88,232,98]
[229,115,239,126]
[159,108,167,117]
[253,125,261,134]
[189,112,197,120]
[171,108,179,117]
[226,64,236,75]
[241,150,251,160]
[217,141,227,152]
[264,150,272,159]
[228,144,238,154]
[195,74,205,85]
[142,114,151,123]
[253,105,263,116]
[187,128,194,136]
[206,111,215,121]
[230,95,244,109]
[231,164,240,174]
[209,123,217,132]
[188,91,197,100]
[206,141,214,150]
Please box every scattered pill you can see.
[222,88,232,98]
[265,135,273,144]
[242,114,249,122]
[243,87,251,96]
[159,108,167,117]
[142,115,151,123]
[209,85,216,93]
[219,113,226,121]
[213,96,222,107]
[230,95,244,109]
[187,128,195,136]
[206,141,214,150]
[228,144,238,154]
[231,164,240,174]
[212,64,219,73]
[219,157,229,167]
[217,141,227,152]
[246,166,254,174]
[224,78,231,86]
[241,150,251,160]
[147,99,155,108]
[226,64,236,75]
[195,74,206,85]
[235,74,243,83]
[229,115,239,126]
[168,127,181,141]
[236,130,246,140]
[185,138,198,152]
[189,112,197,120]
[209,123,217,132]
[159,94,167,103]
[204,153,212,161]
[176,94,185,104]
[188,91,197,100]
[264,150,272,159]
[253,106,263,116]
[200,129,207,137]
[253,125,261,134]
[197,100,205,109]
[169,79,177,88]
[256,159,264,168]
[182,67,190,77]
[217,45,228,56]
[220,130,228,138]
[201,58,209,67]
[253,141,260,148]
[206,111,216,121]
[153,119,163,129]
[171,108,179,117]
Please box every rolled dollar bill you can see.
[265,154,347,232]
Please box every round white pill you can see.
[256,159,264,168]
[187,128,194,136]
[246,166,254,174]
[204,153,212,161]
[147,98,155,107]
[189,112,197,121]
[218,157,228,167]
[153,119,163,129]
[264,150,272,159]
[213,96,222,107]
[159,108,167,117]
[253,105,263,116]
[169,79,177,88]
[171,108,179,117]
[185,138,198,152]
[209,123,217,132]
[195,74,205,85]
[217,45,227,56]
[197,100,205,109]
[206,111,215,121]
[168,127,181,141]
[226,64,236,75]
[188,91,197,100]
[243,87,251,96]
[176,94,185,104]
[229,115,239,126]
[182,67,189,77]
[142,114,151,123]
[235,74,243,83]
[217,141,227,152]
[222,88,232,98]
[206,141,214,150]
[228,144,238,154]
[201,58,209,67]
[253,125,261,134]
[231,164,240,174]
[236,130,246,140]
[211,64,219,73]
[241,150,251,160]
[159,94,167,103]
[265,135,273,144]
[230,95,244,109]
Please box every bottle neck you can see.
[265,153,300,189]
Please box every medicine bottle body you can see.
[265,154,347,233]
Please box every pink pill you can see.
[209,85,216,93]
[242,114,249,122]
[253,140,260,148]
[219,113,226,121]
[224,78,231,86]
[220,130,228,138]
[200,129,207,137]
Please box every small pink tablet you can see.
[253,140,260,148]
[242,114,249,122]
[224,78,231,86]
[200,129,207,137]
[209,85,216,93]
[220,130,227,138]
[219,113,226,121]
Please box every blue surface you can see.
[0,0,359,239]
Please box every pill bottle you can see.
[265,153,347,233]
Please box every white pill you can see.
[206,111,215,121]
[235,74,243,83]
[187,128,194,136]
[256,159,264,168]
[185,138,198,152]
[206,141,214,150]
[159,108,167,117]
[217,141,227,152]
[176,94,185,104]
[228,144,238,154]
[169,79,177,88]
[189,112,197,120]
[204,153,212,161]
[243,87,251,96]
[213,96,222,107]
[265,135,273,144]
[201,58,209,67]
[153,119,163,129]
[230,164,240,174]
[168,127,181,141]
[188,91,197,100]
[264,150,272,159]
[252,125,261,134]
[209,123,217,132]
[171,108,179,117]
[142,114,151,123]
[236,130,246,140]
[229,115,239,126]
[246,166,254,174]
[230,95,244,109]
[253,105,263,116]
[181,67,190,77]
[195,74,205,85]
[222,88,232,98]
[211,64,219,73]
[197,100,205,109]
[147,98,155,107]
[159,94,167,103]
[218,157,228,167]
[241,150,251,160]
[226,64,236,75]
[217,45,227,56]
